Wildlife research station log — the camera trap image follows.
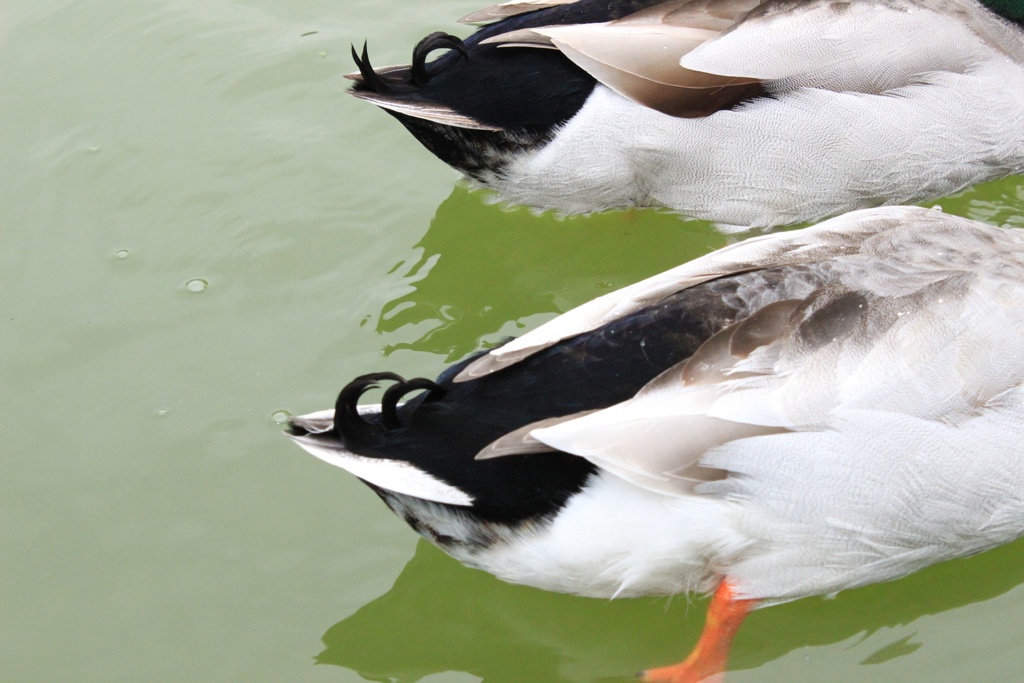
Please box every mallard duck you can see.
[287,205,1024,681]
[349,0,1024,227]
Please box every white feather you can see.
[462,472,754,598]
[288,408,475,507]
[681,0,1002,88]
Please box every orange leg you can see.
[642,581,756,683]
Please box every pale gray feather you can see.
[474,410,600,459]
[460,0,581,24]
[349,91,503,131]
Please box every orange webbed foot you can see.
[640,581,755,683]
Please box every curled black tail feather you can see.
[410,32,468,87]
[350,33,467,94]
[335,373,447,442]
[381,378,445,429]
[334,372,404,442]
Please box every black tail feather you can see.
[351,41,396,94]
[335,373,447,443]
[410,32,468,87]
[334,372,405,442]
[381,378,446,430]
[350,33,468,94]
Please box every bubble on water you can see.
[116,249,129,259]
[156,408,168,417]
[271,410,292,424]
[185,278,208,293]
[88,146,100,153]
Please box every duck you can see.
[348,0,1024,228]
[287,205,1024,681]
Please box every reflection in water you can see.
[944,175,1024,228]
[375,186,728,361]
[377,177,1024,364]
[375,177,1024,364]
[318,541,702,683]
[318,538,1024,683]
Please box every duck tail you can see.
[350,33,468,95]
[332,373,447,446]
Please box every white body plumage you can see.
[483,1,1024,226]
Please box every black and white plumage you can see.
[348,0,1024,227]
[287,206,1024,607]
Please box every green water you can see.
[3,1,1024,681]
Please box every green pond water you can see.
[4,1,1024,681]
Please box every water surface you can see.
[3,1,1024,681]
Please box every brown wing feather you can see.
[538,41,764,117]
[481,0,767,117]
